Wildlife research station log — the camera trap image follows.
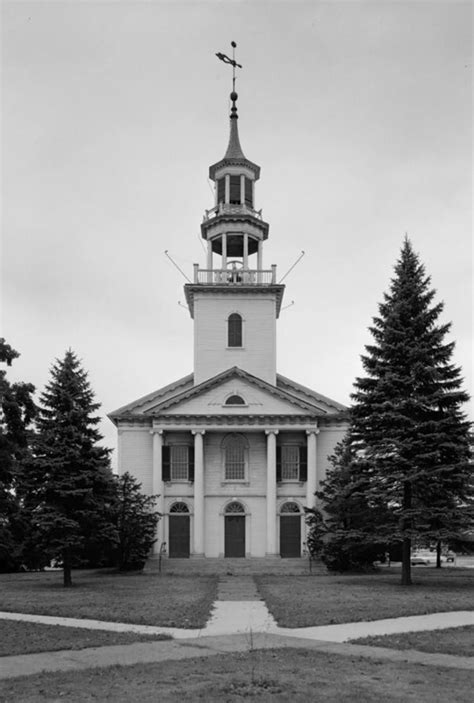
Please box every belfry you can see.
[109,51,348,559]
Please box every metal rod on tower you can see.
[278,251,305,283]
[164,250,192,283]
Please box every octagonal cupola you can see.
[201,90,269,268]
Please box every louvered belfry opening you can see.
[228,313,242,347]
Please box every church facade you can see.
[109,88,348,559]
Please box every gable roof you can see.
[109,367,348,423]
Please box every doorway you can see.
[224,501,246,557]
[168,502,190,558]
[280,502,301,558]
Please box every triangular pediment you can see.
[109,367,347,422]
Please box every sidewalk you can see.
[2,573,473,680]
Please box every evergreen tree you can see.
[0,339,36,571]
[112,472,160,571]
[351,239,472,585]
[23,350,116,586]
[306,436,389,571]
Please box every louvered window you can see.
[228,313,242,347]
[170,446,189,481]
[281,446,300,481]
[229,175,241,204]
[225,435,246,480]
[217,178,225,204]
[245,177,253,207]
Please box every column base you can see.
[265,552,280,559]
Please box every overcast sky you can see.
[2,0,472,466]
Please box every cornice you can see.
[184,283,285,319]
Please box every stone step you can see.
[147,556,327,576]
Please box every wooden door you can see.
[168,516,190,558]
[225,516,245,557]
[280,515,301,558]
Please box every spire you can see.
[223,91,246,160]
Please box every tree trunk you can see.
[436,540,442,568]
[401,481,412,585]
[63,550,73,587]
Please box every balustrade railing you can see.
[203,203,263,221]
[193,267,276,285]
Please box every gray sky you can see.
[2,1,472,466]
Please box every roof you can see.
[108,367,348,423]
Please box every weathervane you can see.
[216,41,242,93]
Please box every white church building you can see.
[109,86,348,559]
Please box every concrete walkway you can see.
[2,574,473,679]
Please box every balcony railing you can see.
[203,203,263,222]
[193,265,277,285]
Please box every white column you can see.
[243,233,249,270]
[222,233,227,270]
[225,174,230,203]
[207,240,212,270]
[192,430,205,556]
[151,430,164,553]
[257,240,262,282]
[306,429,319,508]
[265,430,279,555]
[240,174,245,204]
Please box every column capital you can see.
[191,429,206,436]
[150,429,164,435]
[265,429,279,436]
[306,429,320,436]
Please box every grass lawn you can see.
[256,569,474,627]
[1,619,170,657]
[351,625,474,657]
[2,648,473,702]
[0,570,217,628]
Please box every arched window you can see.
[169,502,189,513]
[280,501,300,514]
[225,501,245,514]
[225,395,245,406]
[223,434,247,481]
[228,313,242,347]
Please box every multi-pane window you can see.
[224,435,246,480]
[228,313,242,347]
[170,446,189,481]
[281,446,300,481]
[277,445,307,482]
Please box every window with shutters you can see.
[228,313,243,347]
[281,446,300,481]
[170,446,189,481]
[163,445,194,482]
[229,175,241,204]
[223,434,247,481]
[277,445,307,482]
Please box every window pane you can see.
[281,445,299,480]
[170,445,189,480]
[225,437,245,480]
[228,313,242,347]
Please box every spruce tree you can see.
[24,350,116,586]
[351,239,472,585]
[0,339,36,571]
[113,472,160,570]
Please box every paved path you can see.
[2,575,473,680]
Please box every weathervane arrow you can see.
[216,42,242,92]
